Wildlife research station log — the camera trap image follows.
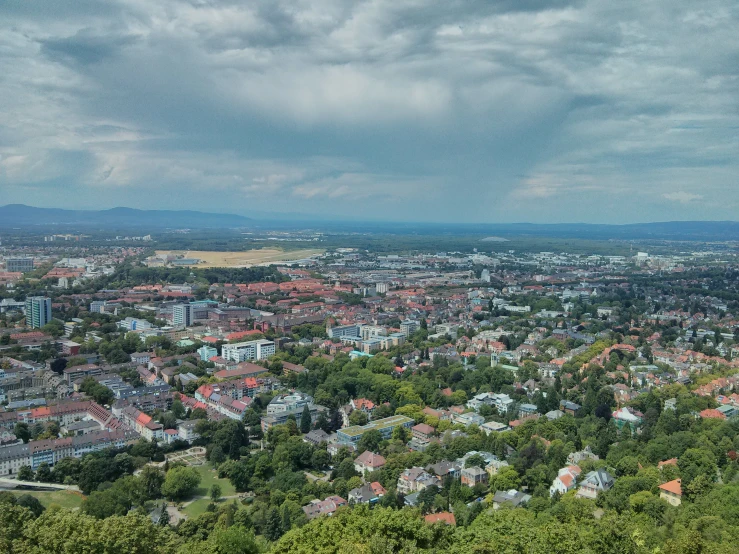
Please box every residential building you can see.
[424,512,456,526]
[0,429,136,476]
[120,406,164,441]
[451,412,485,427]
[172,304,194,327]
[354,451,386,474]
[267,392,313,414]
[576,468,615,499]
[130,352,152,365]
[399,320,420,337]
[492,489,531,509]
[89,301,107,313]
[481,421,510,434]
[348,482,386,504]
[302,496,347,520]
[6,258,34,273]
[485,458,510,477]
[567,446,599,465]
[550,466,582,497]
[397,467,440,495]
[560,400,582,416]
[177,420,201,444]
[427,460,463,481]
[659,479,682,506]
[460,466,488,487]
[411,423,435,443]
[260,404,327,432]
[327,324,361,339]
[118,317,153,331]
[24,297,52,329]
[196,345,218,362]
[221,339,275,362]
[303,429,330,446]
[337,415,414,445]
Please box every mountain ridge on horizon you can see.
[1,204,739,240]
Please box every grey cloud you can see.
[1,0,738,223]
[40,29,139,66]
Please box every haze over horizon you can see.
[1,1,737,224]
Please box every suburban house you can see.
[567,446,599,465]
[302,496,348,520]
[354,451,386,475]
[427,460,463,481]
[303,429,330,446]
[659,479,682,506]
[492,489,531,509]
[576,468,615,499]
[348,482,386,504]
[549,466,582,497]
[560,400,582,416]
[397,467,440,495]
[424,512,456,525]
[460,466,489,488]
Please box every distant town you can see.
[0,233,738,551]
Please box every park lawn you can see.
[12,489,85,510]
[182,498,212,519]
[181,465,238,519]
[192,463,236,499]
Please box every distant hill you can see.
[0,204,252,228]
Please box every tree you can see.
[16,494,44,518]
[211,445,227,466]
[349,410,369,427]
[35,462,52,483]
[207,525,260,554]
[158,503,170,527]
[161,466,201,501]
[50,358,67,374]
[210,484,222,503]
[171,399,186,419]
[18,465,34,481]
[679,448,717,487]
[139,466,165,500]
[264,506,283,541]
[311,449,330,469]
[300,405,312,434]
[82,488,132,519]
[465,454,486,469]
[14,423,31,444]
[357,429,382,453]
[228,433,242,460]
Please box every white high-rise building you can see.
[172,304,194,327]
[25,296,52,329]
[221,339,275,362]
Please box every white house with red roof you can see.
[550,465,582,497]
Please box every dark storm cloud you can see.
[0,0,737,222]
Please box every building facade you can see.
[24,297,52,329]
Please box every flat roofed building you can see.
[337,415,414,444]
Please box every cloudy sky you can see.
[1,1,737,223]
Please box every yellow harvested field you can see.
[156,249,323,268]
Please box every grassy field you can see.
[12,489,85,510]
[156,248,323,268]
[181,464,237,518]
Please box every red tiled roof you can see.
[424,512,456,525]
[659,479,682,496]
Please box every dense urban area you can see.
[1,230,739,553]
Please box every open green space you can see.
[192,464,236,498]
[180,464,237,518]
[12,489,85,510]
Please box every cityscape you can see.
[1,0,739,553]
[0,226,738,552]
